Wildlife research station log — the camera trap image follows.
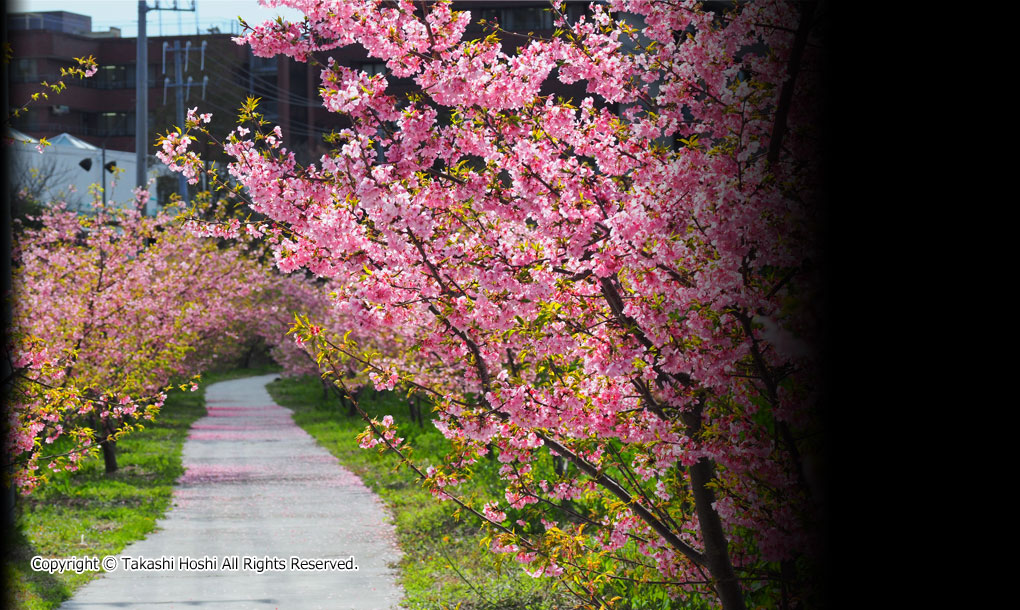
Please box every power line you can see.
[199,50,321,109]
[188,64,335,141]
[186,95,333,141]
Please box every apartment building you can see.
[8,3,591,163]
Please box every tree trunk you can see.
[241,340,256,369]
[683,405,746,610]
[100,421,118,474]
[410,395,424,427]
[553,454,567,476]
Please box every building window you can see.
[10,108,40,132]
[478,7,554,32]
[96,65,133,89]
[10,58,38,83]
[358,62,387,76]
[251,55,276,74]
[97,111,134,136]
[8,14,43,30]
[88,64,155,89]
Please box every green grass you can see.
[266,375,575,610]
[3,368,574,609]
[3,366,279,610]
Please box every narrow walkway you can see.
[60,374,403,609]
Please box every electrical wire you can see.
[200,50,322,109]
[156,57,329,140]
[154,37,406,142]
[186,95,335,142]
[189,79,337,140]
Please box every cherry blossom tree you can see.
[162,1,827,607]
[4,193,298,491]
[2,54,100,525]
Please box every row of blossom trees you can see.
[159,0,828,608]
[3,191,335,492]
[1,56,342,495]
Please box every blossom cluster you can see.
[164,1,826,607]
[6,198,302,491]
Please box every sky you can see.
[8,0,307,38]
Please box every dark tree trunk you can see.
[553,455,568,476]
[321,379,355,417]
[683,405,746,610]
[241,340,256,369]
[333,387,355,418]
[410,395,424,427]
[100,421,118,474]
[347,389,357,417]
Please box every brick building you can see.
[8,10,275,155]
[7,2,592,198]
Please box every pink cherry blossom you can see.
[159,1,827,607]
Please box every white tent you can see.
[9,128,37,143]
[7,131,167,215]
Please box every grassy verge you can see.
[266,375,573,610]
[3,366,279,610]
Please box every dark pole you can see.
[139,1,196,212]
[2,2,17,536]
[99,121,120,209]
[135,1,149,212]
[174,41,187,203]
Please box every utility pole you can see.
[163,39,207,209]
[135,0,147,208]
[134,0,196,215]
[174,40,186,201]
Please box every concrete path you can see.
[59,374,403,610]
